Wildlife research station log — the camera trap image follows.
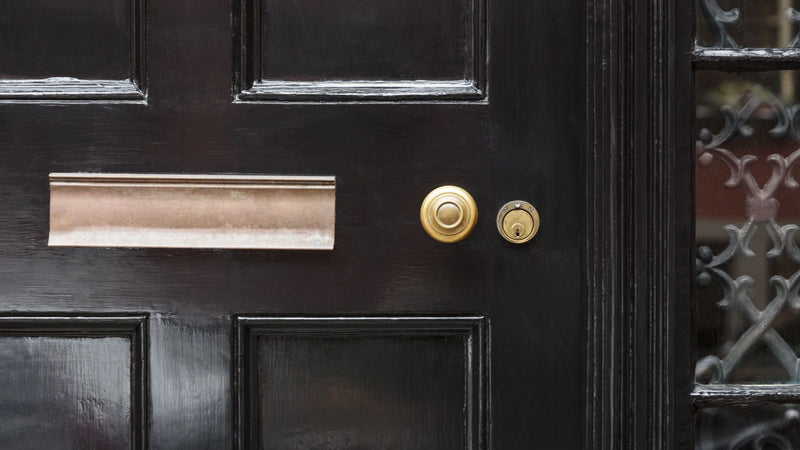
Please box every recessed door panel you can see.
[0,0,130,80]
[0,316,146,450]
[235,317,487,449]
[0,0,145,100]
[234,0,486,100]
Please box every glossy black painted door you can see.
[0,0,585,448]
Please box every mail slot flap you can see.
[49,173,335,250]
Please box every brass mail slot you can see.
[49,173,335,250]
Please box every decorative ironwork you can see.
[695,89,800,383]
[696,407,800,450]
[698,0,740,48]
[698,0,800,49]
[790,8,800,48]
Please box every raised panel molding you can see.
[233,316,489,449]
[233,0,487,102]
[0,314,148,450]
[238,79,484,102]
[0,79,144,102]
[0,0,146,102]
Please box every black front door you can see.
[0,0,586,448]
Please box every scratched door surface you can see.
[0,0,586,448]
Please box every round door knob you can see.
[420,185,478,243]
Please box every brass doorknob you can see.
[420,186,478,243]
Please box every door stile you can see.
[585,0,629,446]
[585,0,694,447]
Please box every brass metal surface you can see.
[420,185,478,243]
[496,200,540,244]
[49,173,336,250]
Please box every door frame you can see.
[585,0,694,447]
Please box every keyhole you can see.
[512,223,524,238]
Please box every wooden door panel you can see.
[234,0,485,100]
[0,0,131,79]
[0,0,587,448]
[0,316,146,450]
[0,0,144,100]
[236,317,487,449]
[258,0,471,80]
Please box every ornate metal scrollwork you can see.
[698,0,800,48]
[698,0,740,48]
[697,407,800,450]
[790,7,800,48]
[696,88,800,384]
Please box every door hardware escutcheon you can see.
[496,200,540,243]
[420,186,478,243]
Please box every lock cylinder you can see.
[496,200,540,243]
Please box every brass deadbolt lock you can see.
[420,185,478,243]
[496,200,540,243]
